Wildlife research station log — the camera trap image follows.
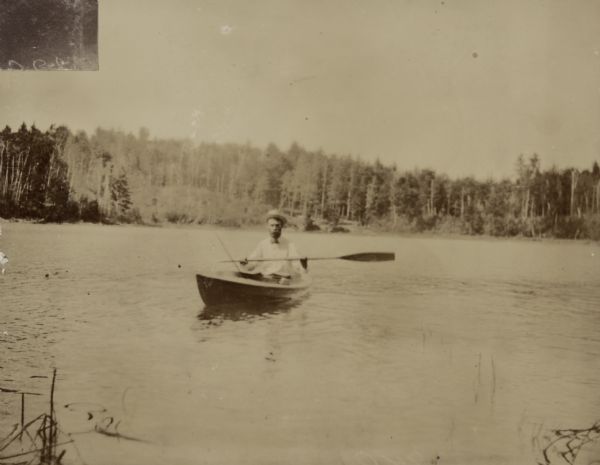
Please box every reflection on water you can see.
[198,296,308,322]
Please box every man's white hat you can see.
[266,209,287,225]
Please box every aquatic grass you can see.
[0,369,70,465]
[537,420,600,465]
[1,369,147,465]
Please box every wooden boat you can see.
[196,271,311,306]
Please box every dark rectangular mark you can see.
[0,0,98,70]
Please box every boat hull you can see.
[196,271,310,306]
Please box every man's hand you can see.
[239,258,249,267]
[300,257,308,271]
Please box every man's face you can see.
[268,218,283,241]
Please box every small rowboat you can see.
[196,271,311,306]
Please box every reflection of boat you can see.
[198,297,305,322]
[196,271,311,306]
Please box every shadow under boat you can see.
[198,294,308,322]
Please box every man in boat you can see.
[240,209,307,284]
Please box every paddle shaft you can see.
[223,252,395,263]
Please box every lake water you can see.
[1,223,599,465]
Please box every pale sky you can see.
[1,0,600,179]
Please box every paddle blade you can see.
[339,252,395,262]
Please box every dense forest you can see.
[1,123,599,240]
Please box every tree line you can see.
[1,123,599,240]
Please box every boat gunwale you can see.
[196,271,311,290]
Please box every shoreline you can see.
[2,217,598,246]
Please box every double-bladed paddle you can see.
[222,252,395,263]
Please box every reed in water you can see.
[0,369,147,465]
